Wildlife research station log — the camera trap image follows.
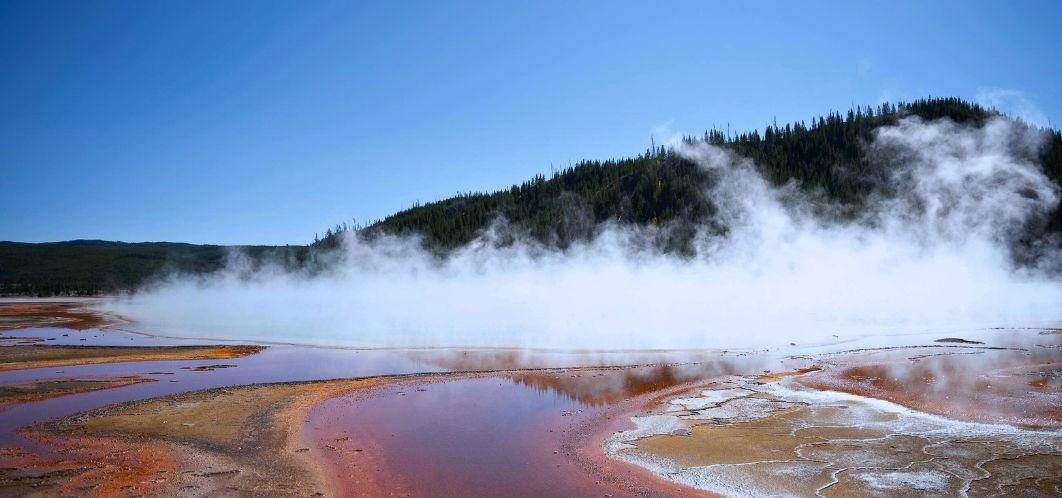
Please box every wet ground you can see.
[0,299,1059,497]
[610,375,1060,496]
[800,338,1062,430]
[301,367,729,497]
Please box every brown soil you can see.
[0,337,44,344]
[0,345,265,372]
[0,303,108,331]
[0,377,154,406]
[934,337,984,345]
[10,377,400,496]
[752,366,821,384]
[0,435,179,497]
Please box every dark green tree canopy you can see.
[336,98,1060,253]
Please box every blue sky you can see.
[2,1,1060,245]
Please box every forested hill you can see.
[329,97,1061,252]
[0,240,305,296]
[5,98,1061,296]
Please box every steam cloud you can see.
[104,117,1062,350]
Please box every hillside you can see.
[5,98,1061,296]
[348,97,1061,252]
[0,240,305,296]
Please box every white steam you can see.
[104,117,1062,350]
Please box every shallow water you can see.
[301,367,713,497]
[0,325,438,450]
[0,322,744,452]
[1,301,1059,496]
[306,377,607,496]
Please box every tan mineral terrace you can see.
[606,371,1062,497]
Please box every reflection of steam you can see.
[801,331,1062,429]
[400,349,773,406]
[105,117,1061,350]
[510,359,770,407]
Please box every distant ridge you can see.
[0,240,304,296]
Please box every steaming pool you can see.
[0,299,1059,496]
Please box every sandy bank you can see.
[0,302,109,331]
[0,345,265,372]
[0,377,154,407]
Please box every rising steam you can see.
[103,116,1062,350]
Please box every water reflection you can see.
[510,358,772,407]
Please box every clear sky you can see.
[2,1,1060,245]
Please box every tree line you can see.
[329,97,1060,252]
[6,98,1060,295]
